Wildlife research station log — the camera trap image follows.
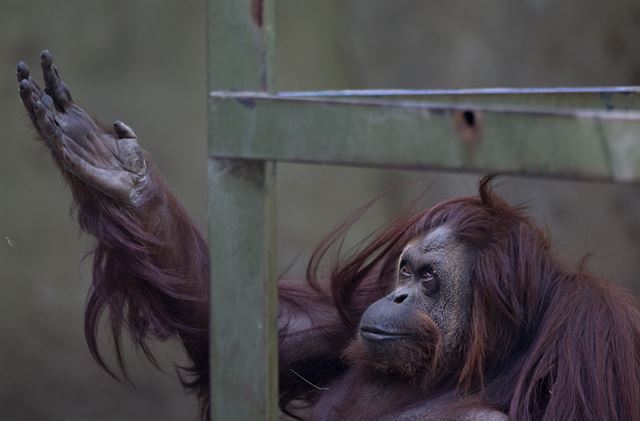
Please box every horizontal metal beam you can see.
[209,92,640,183]
[221,87,640,110]
[285,87,640,111]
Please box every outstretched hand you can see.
[17,50,149,206]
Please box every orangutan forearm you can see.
[17,50,210,406]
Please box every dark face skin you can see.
[357,226,473,376]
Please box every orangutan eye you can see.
[399,261,411,278]
[420,265,439,296]
[420,264,436,280]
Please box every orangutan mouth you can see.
[360,326,412,342]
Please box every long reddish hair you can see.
[72,164,210,415]
[303,176,640,420]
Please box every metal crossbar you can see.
[210,91,640,183]
[207,1,640,420]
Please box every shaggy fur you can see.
[279,176,640,420]
[71,160,210,415]
[73,172,640,420]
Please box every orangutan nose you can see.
[393,292,409,304]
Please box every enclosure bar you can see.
[280,87,640,111]
[209,93,640,183]
[213,88,640,111]
[278,86,640,95]
[208,1,278,420]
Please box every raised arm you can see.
[16,51,209,408]
[17,50,361,418]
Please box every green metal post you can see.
[208,0,277,420]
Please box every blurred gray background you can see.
[2,0,640,419]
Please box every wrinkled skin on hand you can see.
[17,50,149,206]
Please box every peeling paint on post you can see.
[208,0,277,420]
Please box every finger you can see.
[17,61,49,118]
[33,97,48,121]
[113,120,138,139]
[17,61,46,97]
[33,97,63,151]
[16,61,30,82]
[40,50,73,110]
[18,60,55,111]
[19,81,48,127]
[18,79,36,119]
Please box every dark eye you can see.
[420,265,439,295]
[420,264,436,280]
[399,261,411,278]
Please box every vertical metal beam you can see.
[208,0,277,420]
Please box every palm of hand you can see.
[17,50,148,206]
